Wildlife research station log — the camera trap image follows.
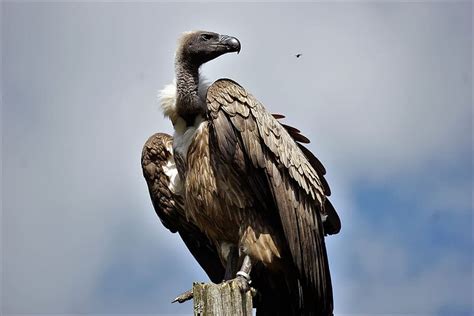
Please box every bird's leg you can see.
[173,245,239,304]
[224,246,239,281]
[173,248,251,302]
[231,254,253,293]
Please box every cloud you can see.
[328,192,472,314]
[2,2,472,315]
[222,2,472,184]
[334,233,472,314]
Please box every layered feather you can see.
[206,79,338,314]
[141,133,224,283]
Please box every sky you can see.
[1,2,472,315]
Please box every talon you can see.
[235,275,251,293]
[172,288,193,303]
[233,255,253,293]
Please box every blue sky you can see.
[2,2,472,315]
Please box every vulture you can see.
[141,31,341,316]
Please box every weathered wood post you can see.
[192,280,253,316]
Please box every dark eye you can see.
[200,34,213,41]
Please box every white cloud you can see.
[335,241,472,314]
[2,2,471,315]
[328,205,472,314]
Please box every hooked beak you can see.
[218,35,241,54]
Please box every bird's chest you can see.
[180,122,285,268]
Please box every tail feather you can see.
[253,265,333,316]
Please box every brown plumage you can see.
[205,79,337,315]
[142,31,341,316]
[141,133,224,283]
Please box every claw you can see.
[172,288,193,303]
[236,276,251,293]
[227,275,252,293]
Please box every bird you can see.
[296,53,303,58]
[142,30,341,316]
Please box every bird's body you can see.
[184,115,284,267]
[142,31,340,315]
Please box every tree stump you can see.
[192,281,253,316]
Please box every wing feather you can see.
[141,133,224,283]
[141,133,182,232]
[276,119,341,233]
[206,79,337,312]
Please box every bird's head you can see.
[176,30,241,66]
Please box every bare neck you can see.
[175,57,204,125]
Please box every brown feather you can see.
[272,113,286,119]
[204,79,338,314]
[297,143,327,176]
[141,133,225,283]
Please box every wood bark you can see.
[193,281,253,316]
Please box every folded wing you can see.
[207,79,340,313]
[141,133,224,283]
